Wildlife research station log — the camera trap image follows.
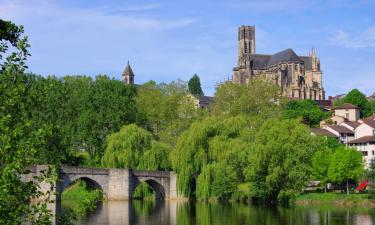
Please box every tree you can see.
[283,99,330,127]
[188,74,204,96]
[136,80,198,146]
[311,147,333,192]
[0,19,53,224]
[211,77,284,119]
[171,115,260,198]
[101,124,171,170]
[341,89,372,118]
[328,146,364,194]
[369,99,375,115]
[245,119,322,202]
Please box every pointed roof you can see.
[122,61,134,78]
[267,49,303,66]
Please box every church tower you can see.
[238,25,255,66]
[122,61,135,85]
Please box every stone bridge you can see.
[25,165,178,201]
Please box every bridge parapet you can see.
[60,166,109,175]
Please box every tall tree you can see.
[283,99,330,127]
[0,19,53,224]
[211,77,284,119]
[341,89,372,118]
[245,119,322,202]
[188,74,204,96]
[328,146,363,194]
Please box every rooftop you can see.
[267,49,304,66]
[363,119,375,129]
[348,135,375,144]
[342,121,361,129]
[311,128,337,137]
[333,103,359,110]
[326,125,354,134]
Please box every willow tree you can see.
[245,119,322,202]
[102,124,171,170]
[171,116,252,198]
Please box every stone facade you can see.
[232,26,325,100]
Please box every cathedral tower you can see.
[122,61,135,85]
[238,25,255,66]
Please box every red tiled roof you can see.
[348,136,375,144]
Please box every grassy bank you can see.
[61,181,102,217]
[295,193,375,207]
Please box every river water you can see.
[68,200,375,225]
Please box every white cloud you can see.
[330,27,375,49]
[0,0,197,31]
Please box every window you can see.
[372,151,375,155]
[362,151,368,156]
[346,113,349,119]
[373,130,375,135]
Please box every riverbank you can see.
[61,181,102,217]
[295,193,375,207]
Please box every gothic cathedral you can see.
[232,26,325,100]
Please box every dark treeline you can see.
[23,74,137,165]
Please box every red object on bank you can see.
[356,180,368,191]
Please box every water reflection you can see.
[70,200,375,225]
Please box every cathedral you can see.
[231,26,325,100]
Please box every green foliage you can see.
[102,124,171,170]
[23,75,137,164]
[328,147,364,185]
[0,19,55,224]
[311,147,333,186]
[338,89,372,117]
[211,77,284,118]
[283,99,330,127]
[245,119,322,201]
[196,163,238,199]
[172,116,253,198]
[369,99,375,114]
[136,80,198,146]
[188,74,204,96]
[62,180,102,217]
[132,182,155,199]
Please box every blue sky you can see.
[1,0,375,97]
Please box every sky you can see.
[1,0,375,97]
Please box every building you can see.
[188,94,214,109]
[313,112,375,169]
[122,61,135,85]
[323,125,355,144]
[348,119,375,168]
[230,26,325,100]
[320,103,361,126]
[333,103,360,122]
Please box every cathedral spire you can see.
[122,61,135,85]
[311,48,318,70]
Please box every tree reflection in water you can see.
[72,200,375,225]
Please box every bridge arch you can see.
[133,178,167,200]
[63,176,103,191]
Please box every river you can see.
[66,200,375,225]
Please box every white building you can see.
[348,119,375,169]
